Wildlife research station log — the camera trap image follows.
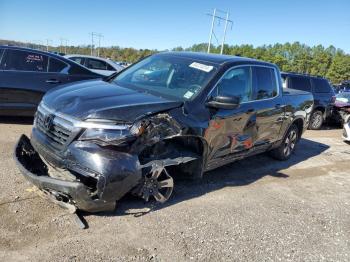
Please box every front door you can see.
[205,66,258,165]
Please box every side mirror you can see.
[206,95,240,110]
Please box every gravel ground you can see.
[0,118,349,261]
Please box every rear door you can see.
[0,49,70,116]
[251,66,285,146]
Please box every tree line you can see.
[1,39,349,84]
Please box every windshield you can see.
[112,55,218,101]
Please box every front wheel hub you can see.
[140,166,174,203]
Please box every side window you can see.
[289,76,312,92]
[70,57,85,65]
[215,67,252,102]
[281,75,287,88]
[86,58,108,70]
[107,63,115,71]
[2,50,48,72]
[0,48,4,66]
[48,58,67,72]
[253,66,278,100]
[312,78,332,93]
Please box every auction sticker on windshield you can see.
[189,62,213,73]
[184,91,194,99]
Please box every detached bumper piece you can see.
[14,135,117,212]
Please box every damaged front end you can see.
[331,100,350,124]
[14,105,200,213]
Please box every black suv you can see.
[0,46,102,116]
[281,72,335,129]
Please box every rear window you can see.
[87,58,108,70]
[289,76,312,92]
[70,57,85,65]
[312,78,332,93]
[253,66,278,100]
[2,49,48,72]
[48,58,67,72]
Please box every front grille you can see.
[35,104,79,149]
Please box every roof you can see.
[64,54,124,70]
[157,51,274,66]
[65,54,110,61]
[0,45,65,60]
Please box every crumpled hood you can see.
[42,80,183,122]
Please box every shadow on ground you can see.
[86,137,329,219]
[0,116,34,125]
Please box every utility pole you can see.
[45,39,52,52]
[90,32,104,56]
[60,38,68,54]
[206,9,233,54]
[64,39,68,54]
[90,32,94,55]
[220,12,229,55]
[207,8,216,53]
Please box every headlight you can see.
[78,121,144,146]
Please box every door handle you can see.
[46,79,61,84]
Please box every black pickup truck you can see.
[15,52,313,213]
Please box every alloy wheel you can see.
[140,166,174,203]
[284,129,297,157]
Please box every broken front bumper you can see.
[14,135,142,212]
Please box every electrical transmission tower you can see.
[206,8,233,54]
[90,32,104,57]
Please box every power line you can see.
[206,8,233,54]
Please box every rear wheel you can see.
[309,110,323,130]
[270,124,299,161]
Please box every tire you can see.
[270,124,299,161]
[309,110,323,130]
[344,114,350,124]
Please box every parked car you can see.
[115,61,131,68]
[15,52,313,213]
[335,80,350,93]
[65,54,124,76]
[331,92,350,124]
[0,46,102,116]
[281,72,335,130]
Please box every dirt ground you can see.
[0,118,349,261]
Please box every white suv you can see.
[65,54,124,76]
